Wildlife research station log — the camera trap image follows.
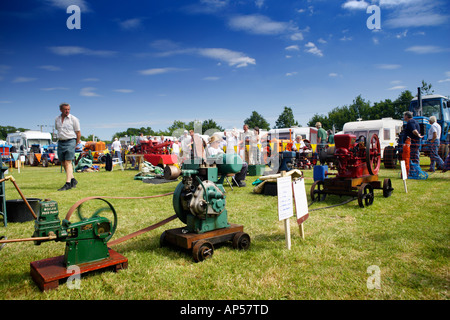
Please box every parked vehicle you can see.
[6,131,52,165]
[342,118,403,168]
[395,92,450,166]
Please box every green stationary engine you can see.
[169,153,243,234]
[32,199,117,266]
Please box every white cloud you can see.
[304,42,323,57]
[255,0,265,8]
[138,68,188,75]
[285,45,300,51]
[375,64,401,69]
[388,85,406,90]
[445,71,450,77]
[290,33,304,41]
[49,46,117,57]
[113,89,134,93]
[38,65,61,71]
[383,1,449,28]
[41,87,68,91]
[80,87,101,97]
[317,38,327,44]
[342,1,370,10]
[405,45,447,54]
[12,77,37,83]
[152,43,255,68]
[197,48,256,68]
[437,79,450,83]
[118,18,143,30]
[329,73,338,77]
[286,72,298,76]
[44,0,91,11]
[203,76,221,81]
[228,14,289,35]
[340,36,353,41]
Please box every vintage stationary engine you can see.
[169,153,243,233]
[311,134,393,208]
[162,151,251,262]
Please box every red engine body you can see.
[133,140,177,166]
[334,134,372,179]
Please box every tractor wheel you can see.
[383,146,397,169]
[357,183,374,208]
[192,240,214,262]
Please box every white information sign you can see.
[293,178,308,220]
[277,176,294,221]
[400,160,408,193]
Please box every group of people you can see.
[403,111,447,173]
[54,104,449,191]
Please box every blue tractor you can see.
[384,90,450,168]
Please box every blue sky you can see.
[1,0,449,140]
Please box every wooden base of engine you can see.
[160,224,250,262]
[30,248,128,292]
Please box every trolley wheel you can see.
[382,178,393,198]
[232,232,251,250]
[310,180,326,202]
[383,146,397,169]
[357,183,374,208]
[159,231,167,248]
[192,240,214,262]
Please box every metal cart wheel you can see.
[382,178,393,198]
[358,183,374,208]
[232,232,251,250]
[310,180,326,202]
[192,240,214,262]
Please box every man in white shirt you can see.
[112,138,122,160]
[55,103,81,191]
[427,116,444,172]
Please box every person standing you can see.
[111,137,122,160]
[55,103,81,191]
[315,122,327,163]
[427,116,444,172]
[403,111,422,167]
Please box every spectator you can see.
[427,116,444,172]
[315,122,327,161]
[111,137,122,160]
[55,102,81,191]
[327,129,335,144]
[403,111,422,167]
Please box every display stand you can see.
[30,248,128,291]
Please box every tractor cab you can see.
[397,94,450,161]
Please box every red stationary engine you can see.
[334,134,381,178]
[131,140,177,167]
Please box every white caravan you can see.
[342,118,403,158]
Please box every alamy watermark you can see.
[67,5,81,30]
[367,265,381,290]
[366,5,381,30]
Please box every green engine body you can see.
[173,153,243,234]
[33,200,114,267]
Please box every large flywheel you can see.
[366,134,381,176]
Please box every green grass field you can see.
[0,160,448,300]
